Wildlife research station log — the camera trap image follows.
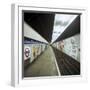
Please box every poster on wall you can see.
[23,8,81,77]
[11,4,86,87]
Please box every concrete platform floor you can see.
[24,46,80,77]
[24,46,59,77]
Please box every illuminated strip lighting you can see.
[51,14,78,43]
[24,22,49,44]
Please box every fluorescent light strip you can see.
[51,14,78,43]
[24,22,48,44]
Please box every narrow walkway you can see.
[52,47,80,75]
[24,46,59,77]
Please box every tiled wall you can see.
[53,34,80,62]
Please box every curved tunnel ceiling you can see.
[51,14,78,43]
[24,12,55,43]
[24,12,80,44]
[53,15,80,43]
[24,22,48,44]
